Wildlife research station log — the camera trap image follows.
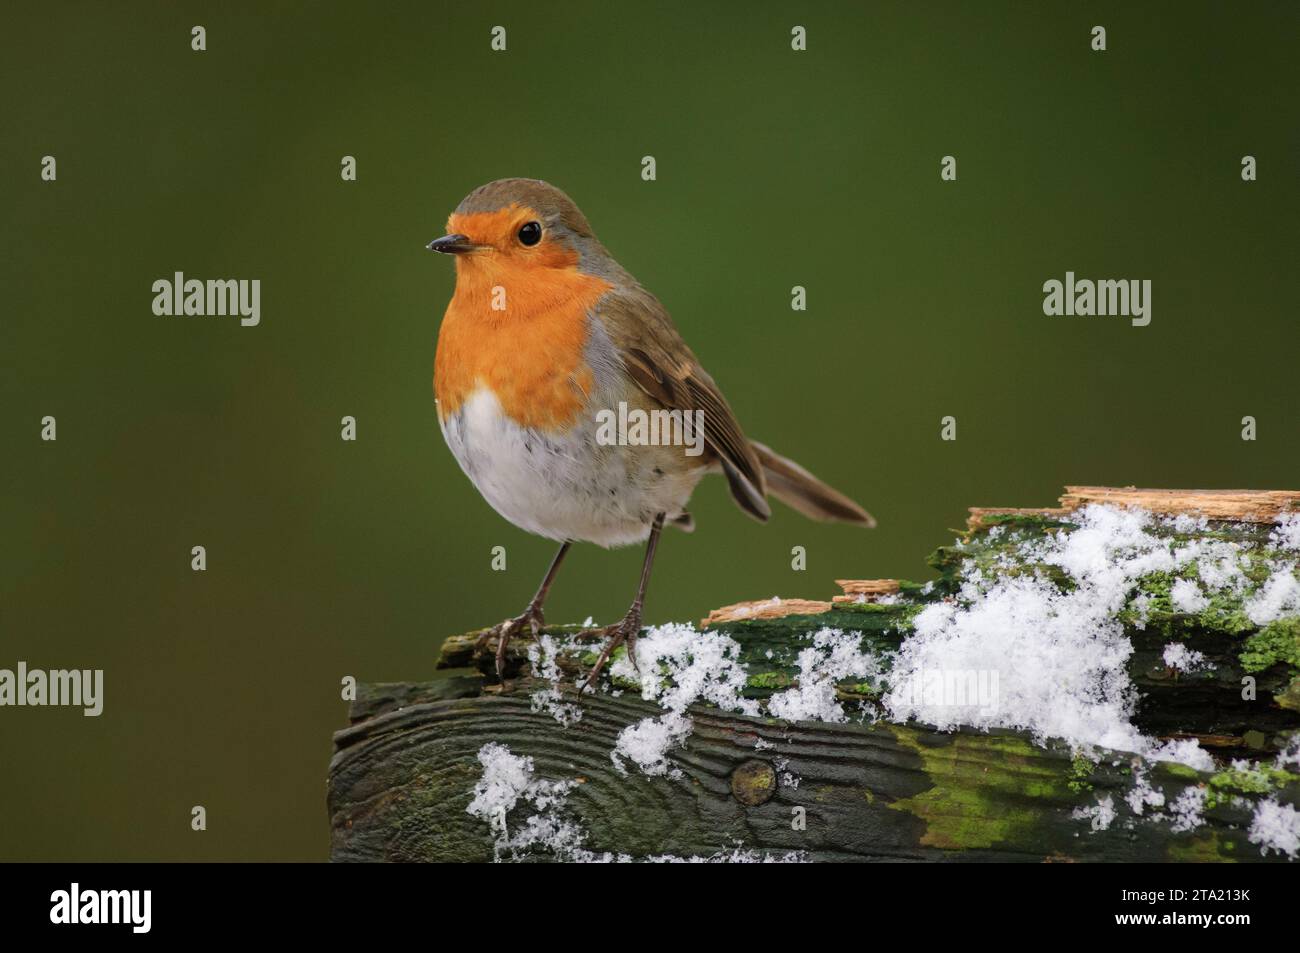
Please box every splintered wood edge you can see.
[968,487,1300,530]
[1060,487,1300,523]
[832,578,902,604]
[835,579,901,596]
[703,580,904,625]
[700,597,832,627]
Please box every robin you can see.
[428,178,874,689]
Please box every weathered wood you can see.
[1060,487,1300,523]
[328,486,1300,862]
[701,597,833,627]
[969,487,1300,530]
[833,579,902,604]
[328,674,1296,862]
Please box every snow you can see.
[1270,513,1300,552]
[466,743,573,838]
[1196,555,1247,593]
[467,743,805,862]
[1249,798,1300,858]
[1277,735,1300,771]
[527,634,583,727]
[648,847,806,863]
[612,713,693,778]
[773,757,800,789]
[487,503,1300,858]
[609,623,759,777]
[766,627,885,723]
[1150,738,1215,773]
[1072,794,1116,832]
[466,743,628,861]
[1170,578,1209,614]
[1124,765,1166,817]
[884,573,1144,752]
[1129,592,1152,630]
[1171,513,1208,535]
[1162,642,1208,673]
[614,623,759,716]
[1168,785,1207,833]
[592,505,1278,790]
[1244,566,1300,625]
[881,506,1244,770]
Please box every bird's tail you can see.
[750,440,876,528]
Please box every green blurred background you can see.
[1,1,1296,860]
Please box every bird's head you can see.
[427,178,602,277]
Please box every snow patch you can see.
[1168,785,1207,833]
[1276,735,1300,771]
[1072,794,1117,832]
[1124,766,1166,817]
[528,634,583,726]
[466,743,576,846]
[766,627,884,723]
[1270,513,1300,552]
[1244,566,1300,625]
[1170,578,1209,614]
[1150,738,1216,773]
[1162,642,1209,673]
[647,847,807,863]
[467,743,805,862]
[609,623,758,777]
[881,506,1239,770]
[1248,798,1300,859]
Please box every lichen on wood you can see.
[328,488,1300,862]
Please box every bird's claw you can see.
[475,605,544,679]
[578,610,643,693]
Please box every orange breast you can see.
[434,253,613,432]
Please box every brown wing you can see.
[595,284,771,521]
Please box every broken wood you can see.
[969,487,1300,530]
[701,597,833,628]
[328,486,1300,862]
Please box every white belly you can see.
[439,388,703,548]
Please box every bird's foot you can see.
[474,604,545,679]
[578,607,643,693]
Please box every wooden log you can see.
[329,674,1297,862]
[968,487,1300,531]
[701,597,833,628]
[328,487,1300,862]
[1059,487,1300,523]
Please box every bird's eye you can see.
[517,221,542,246]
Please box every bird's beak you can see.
[426,233,483,255]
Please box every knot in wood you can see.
[731,759,777,806]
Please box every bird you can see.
[428,178,874,689]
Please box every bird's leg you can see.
[580,513,665,693]
[476,541,571,678]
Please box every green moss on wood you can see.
[1240,618,1300,674]
[1205,764,1299,809]
[886,728,1069,850]
[970,513,1075,532]
[1068,753,1096,794]
[1167,832,1238,863]
[1155,761,1202,782]
[745,671,791,690]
